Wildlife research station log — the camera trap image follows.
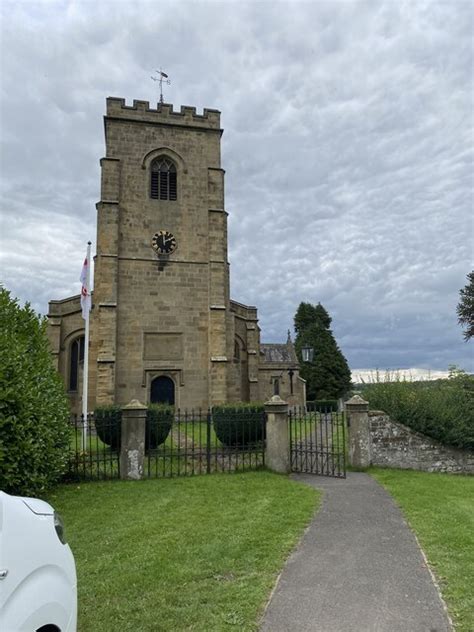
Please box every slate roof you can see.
[260,343,297,364]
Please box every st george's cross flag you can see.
[80,252,91,320]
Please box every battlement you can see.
[106,97,221,129]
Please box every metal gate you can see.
[289,408,346,478]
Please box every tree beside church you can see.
[294,302,351,400]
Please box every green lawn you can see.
[71,420,237,454]
[47,471,318,631]
[290,413,346,447]
[371,468,474,632]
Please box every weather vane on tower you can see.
[151,68,171,104]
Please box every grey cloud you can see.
[1,0,472,372]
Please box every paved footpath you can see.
[261,472,452,632]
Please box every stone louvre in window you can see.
[151,157,177,200]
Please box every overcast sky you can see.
[1,0,473,373]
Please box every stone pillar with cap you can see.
[345,395,371,468]
[265,395,290,474]
[120,399,147,480]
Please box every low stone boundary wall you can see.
[368,411,474,474]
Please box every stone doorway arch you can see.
[150,375,175,405]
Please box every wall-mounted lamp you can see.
[301,346,314,363]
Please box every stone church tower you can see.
[48,98,305,411]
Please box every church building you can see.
[47,97,305,412]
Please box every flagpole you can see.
[82,241,91,452]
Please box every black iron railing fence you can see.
[66,409,266,481]
[289,408,346,478]
[66,408,346,481]
[67,413,120,481]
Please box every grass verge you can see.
[47,471,318,631]
[370,468,474,632]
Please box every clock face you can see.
[152,230,177,255]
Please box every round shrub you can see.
[213,403,265,447]
[146,404,173,449]
[94,405,122,450]
[0,288,70,496]
[94,403,173,451]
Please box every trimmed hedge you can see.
[146,404,174,449]
[361,369,474,450]
[0,288,70,496]
[213,403,265,447]
[94,404,173,451]
[95,405,122,450]
[307,399,338,412]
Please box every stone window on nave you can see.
[69,335,85,392]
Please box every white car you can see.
[0,491,77,632]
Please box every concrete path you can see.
[261,473,451,632]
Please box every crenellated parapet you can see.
[106,97,221,130]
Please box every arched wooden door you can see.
[150,376,175,405]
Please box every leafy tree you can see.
[0,288,70,495]
[294,302,352,400]
[457,271,474,341]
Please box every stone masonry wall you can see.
[90,97,226,409]
[369,411,474,474]
[47,294,86,414]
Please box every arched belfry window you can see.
[69,336,85,392]
[151,157,177,201]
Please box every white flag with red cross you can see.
[80,252,91,320]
